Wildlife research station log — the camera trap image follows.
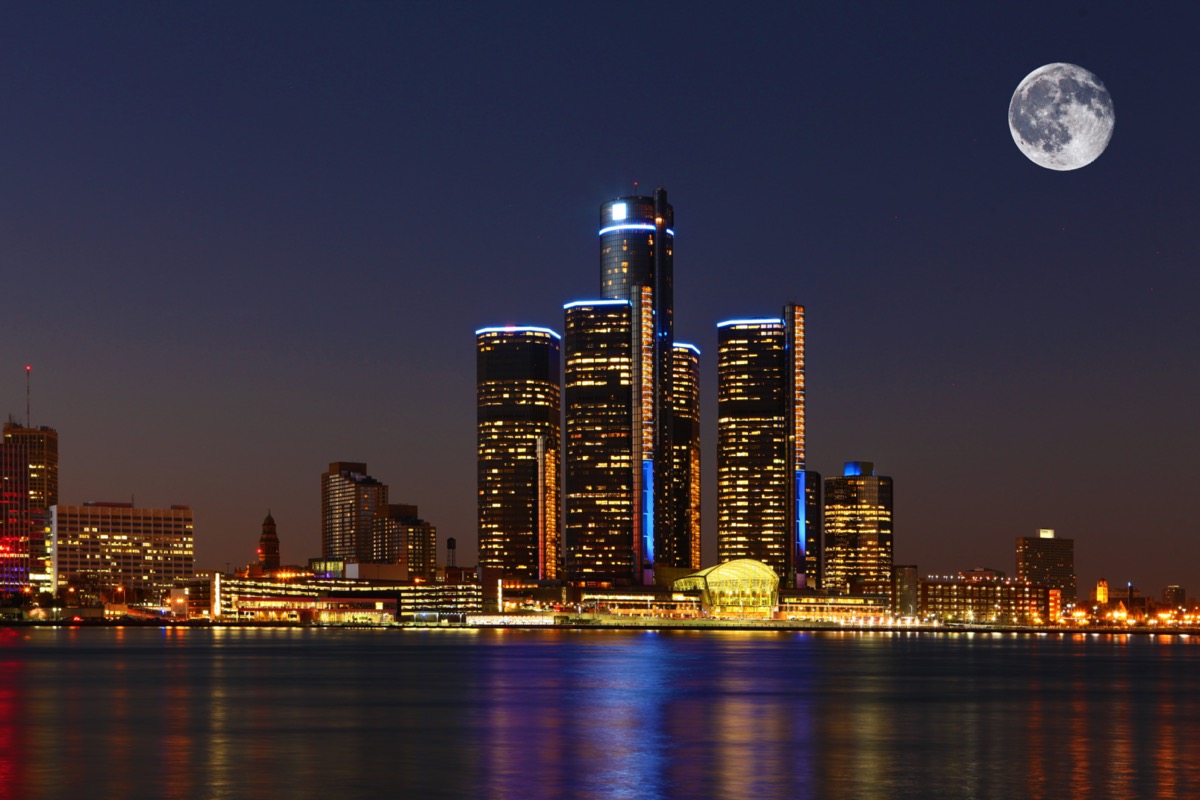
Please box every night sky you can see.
[3,3,1198,596]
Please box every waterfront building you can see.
[674,559,781,618]
[0,420,59,592]
[892,564,919,617]
[777,592,892,622]
[563,299,637,585]
[1164,585,1187,609]
[599,191,679,580]
[212,574,482,622]
[823,461,894,595]
[321,462,387,562]
[476,326,561,581]
[714,308,812,588]
[1015,528,1076,604]
[571,189,697,584]
[919,571,1050,624]
[667,342,702,577]
[257,511,280,571]
[372,503,438,580]
[50,502,194,600]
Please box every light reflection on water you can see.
[1,628,1199,799]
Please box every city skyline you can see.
[3,4,1198,593]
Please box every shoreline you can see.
[4,617,1199,637]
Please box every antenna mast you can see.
[25,365,31,427]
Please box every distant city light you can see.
[716,318,783,328]
[562,299,630,309]
[474,326,562,340]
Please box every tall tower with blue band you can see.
[715,304,817,589]
[563,189,698,586]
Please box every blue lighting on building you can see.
[597,223,675,237]
[642,459,655,565]
[474,326,562,340]
[598,223,657,236]
[844,461,873,477]
[673,342,701,355]
[562,299,631,310]
[795,470,807,569]
[716,318,784,328]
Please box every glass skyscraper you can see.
[563,300,636,585]
[564,189,699,585]
[824,461,894,596]
[0,421,59,592]
[715,306,814,588]
[476,326,562,582]
[669,342,702,574]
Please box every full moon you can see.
[1009,63,1115,170]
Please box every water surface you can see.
[1,627,1196,799]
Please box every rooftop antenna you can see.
[633,180,638,195]
[25,364,31,427]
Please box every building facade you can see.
[563,299,636,585]
[920,572,1050,624]
[668,343,702,575]
[823,461,894,595]
[373,504,438,581]
[0,420,59,592]
[476,326,561,582]
[715,307,812,588]
[562,189,698,586]
[50,502,195,599]
[893,564,919,617]
[1015,528,1076,604]
[321,462,387,562]
[599,191,680,581]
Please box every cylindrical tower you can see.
[597,189,680,581]
[476,326,562,581]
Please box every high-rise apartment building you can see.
[1015,528,1076,604]
[50,502,194,598]
[1163,585,1186,608]
[824,461,894,595]
[321,462,387,562]
[715,307,814,588]
[0,420,59,592]
[476,326,561,582]
[564,189,698,585]
[373,503,438,581]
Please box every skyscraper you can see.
[564,299,636,585]
[321,462,387,562]
[824,461,894,595]
[1015,528,1076,604]
[373,503,438,580]
[0,420,59,592]
[715,306,812,588]
[669,343,702,574]
[476,326,561,582]
[563,189,697,585]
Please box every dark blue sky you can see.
[3,3,1197,594]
